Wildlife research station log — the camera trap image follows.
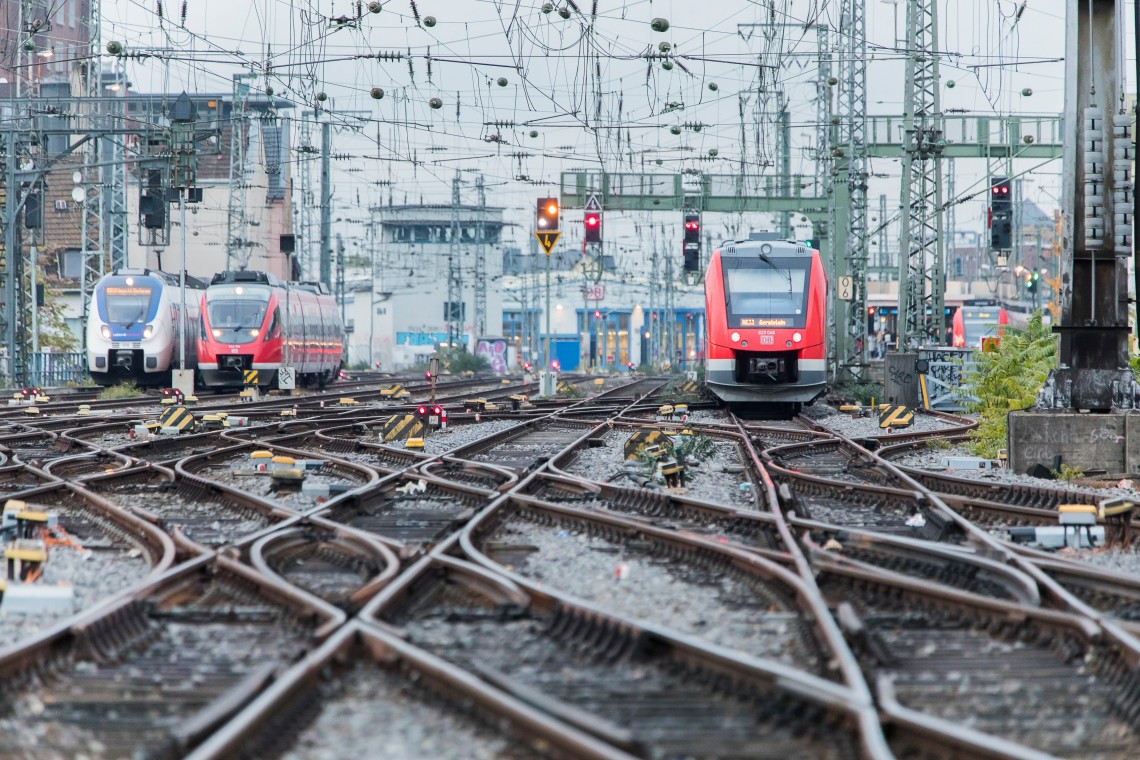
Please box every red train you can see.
[704,237,828,414]
[951,304,1008,349]
[197,271,344,389]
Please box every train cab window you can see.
[206,284,271,344]
[265,307,281,340]
[722,257,810,327]
[101,278,157,327]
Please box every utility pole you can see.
[878,194,889,271]
[836,0,870,376]
[368,218,376,366]
[897,0,944,348]
[474,174,487,338]
[319,121,332,286]
[103,61,128,272]
[776,96,791,238]
[945,158,956,291]
[225,73,253,271]
[447,172,460,349]
[336,233,345,327]
[299,115,316,278]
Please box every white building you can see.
[346,204,508,370]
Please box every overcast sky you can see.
[98,0,1086,265]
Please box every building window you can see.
[59,249,82,279]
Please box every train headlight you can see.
[792,332,802,343]
[212,328,222,338]
[100,325,111,339]
[249,329,259,337]
[142,324,154,339]
[730,332,740,343]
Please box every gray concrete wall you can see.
[1008,411,1140,476]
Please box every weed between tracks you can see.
[98,381,143,400]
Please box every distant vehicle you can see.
[197,270,344,389]
[86,268,205,387]
[704,236,828,416]
[952,305,1009,349]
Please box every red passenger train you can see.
[197,271,344,389]
[951,304,1008,349]
[704,236,828,414]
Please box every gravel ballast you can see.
[807,405,965,438]
[280,662,532,760]
[489,516,824,674]
[0,542,150,648]
[560,431,758,508]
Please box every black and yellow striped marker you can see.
[624,429,675,460]
[379,384,404,398]
[157,405,195,432]
[680,380,700,394]
[243,369,259,385]
[878,404,914,429]
[380,414,426,442]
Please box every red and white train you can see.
[951,303,1009,349]
[704,236,828,414]
[197,271,344,389]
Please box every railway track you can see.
[5,378,1140,758]
[0,556,340,759]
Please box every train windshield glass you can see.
[962,315,999,347]
[103,283,156,327]
[722,257,810,326]
[207,285,271,344]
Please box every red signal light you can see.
[425,371,432,380]
[551,360,561,371]
[418,405,427,415]
[593,310,601,318]
[585,213,600,227]
[432,405,442,415]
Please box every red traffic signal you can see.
[425,371,432,380]
[593,310,602,318]
[551,359,561,371]
[584,211,602,243]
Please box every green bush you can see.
[673,434,716,465]
[445,351,491,374]
[964,311,1056,458]
[98,381,143,400]
[838,382,883,406]
[1052,463,1085,482]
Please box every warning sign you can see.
[535,230,561,256]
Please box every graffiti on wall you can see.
[476,338,509,373]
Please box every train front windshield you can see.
[722,257,810,327]
[100,280,157,327]
[962,315,999,347]
[207,285,270,345]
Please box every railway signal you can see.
[683,212,701,271]
[584,209,602,242]
[990,177,1011,215]
[537,197,560,230]
[989,176,1013,251]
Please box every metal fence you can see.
[28,352,88,388]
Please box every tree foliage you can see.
[963,311,1057,458]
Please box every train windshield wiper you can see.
[120,308,146,329]
[757,252,793,293]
